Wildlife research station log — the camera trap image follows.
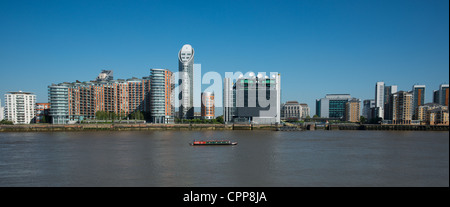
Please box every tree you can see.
[0,120,14,125]
[286,117,299,122]
[96,111,106,120]
[360,116,366,124]
[216,116,224,124]
[41,115,47,123]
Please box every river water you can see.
[0,130,448,187]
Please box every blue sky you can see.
[0,0,448,114]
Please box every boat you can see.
[190,140,238,146]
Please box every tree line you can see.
[95,111,148,120]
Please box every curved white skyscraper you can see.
[178,44,195,119]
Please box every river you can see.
[0,130,448,186]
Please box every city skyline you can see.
[0,0,449,114]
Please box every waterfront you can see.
[0,131,448,187]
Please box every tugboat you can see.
[190,140,238,146]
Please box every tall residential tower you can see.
[374,82,385,119]
[412,85,426,120]
[178,44,195,119]
[4,91,36,124]
[150,69,175,124]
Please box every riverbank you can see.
[0,123,278,132]
[0,123,448,132]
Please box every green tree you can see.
[360,116,366,124]
[41,115,47,123]
[216,116,224,124]
[0,120,14,125]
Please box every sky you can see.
[0,0,449,114]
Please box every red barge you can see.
[190,140,238,146]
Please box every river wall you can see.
[0,123,448,132]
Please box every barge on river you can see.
[190,140,237,146]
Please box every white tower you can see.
[178,44,195,119]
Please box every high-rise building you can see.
[345,98,361,122]
[383,85,397,120]
[391,91,413,125]
[4,91,36,124]
[223,77,234,123]
[316,94,352,119]
[432,84,449,106]
[439,84,449,106]
[127,77,151,113]
[362,99,375,119]
[433,90,440,104]
[48,70,152,124]
[201,92,215,120]
[48,84,69,124]
[178,44,195,119]
[375,82,385,119]
[231,73,281,124]
[316,98,329,118]
[150,69,174,124]
[412,85,426,120]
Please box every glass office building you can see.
[48,85,69,124]
[150,69,174,124]
[316,94,353,120]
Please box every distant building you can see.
[412,85,426,120]
[426,107,449,126]
[150,69,174,124]
[439,84,449,106]
[282,101,301,120]
[383,85,397,120]
[96,70,114,82]
[35,103,50,123]
[345,98,361,122]
[391,91,413,125]
[282,101,310,120]
[227,73,281,124]
[316,94,352,120]
[4,91,36,124]
[193,112,202,119]
[300,103,310,119]
[433,90,440,104]
[201,92,215,120]
[432,84,449,107]
[0,99,4,121]
[375,82,385,119]
[417,103,447,123]
[362,99,375,119]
